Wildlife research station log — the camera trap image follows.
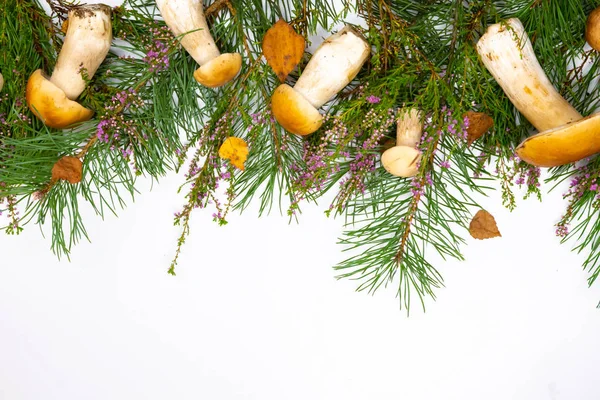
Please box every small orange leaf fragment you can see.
[469,209,501,240]
[51,156,83,184]
[61,19,69,34]
[219,137,249,170]
[262,19,306,82]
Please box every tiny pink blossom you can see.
[366,95,381,104]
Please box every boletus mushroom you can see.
[26,4,112,129]
[381,108,423,178]
[477,18,600,167]
[586,6,600,51]
[271,26,370,136]
[156,0,242,88]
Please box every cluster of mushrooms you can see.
[25,0,243,129]
[17,1,600,179]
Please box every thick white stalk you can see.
[0,72,3,92]
[50,4,112,100]
[396,109,422,148]
[156,0,220,66]
[293,26,370,108]
[476,18,581,132]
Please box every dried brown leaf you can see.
[262,19,305,82]
[51,156,83,184]
[464,111,493,145]
[469,209,501,240]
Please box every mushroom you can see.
[0,72,3,92]
[26,4,111,129]
[271,26,370,136]
[586,6,600,51]
[477,18,600,167]
[156,0,242,88]
[381,108,423,177]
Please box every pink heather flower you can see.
[440,160,450,169]
[96,119,109,142]
[144,40,170,73]
[366,95,381,104]
[556,225,569,237]
[410,177,424,196]
[33,191,45,201]
[425,172,433,186]
[590,183,598,192]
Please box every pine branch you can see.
[5,0,600,312]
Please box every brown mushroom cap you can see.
[586,7,600,52]
[193,53,242,88]
[271,84,323,136]
[26,69,93,129]
[516,113,600,167]
[381,146,422,178]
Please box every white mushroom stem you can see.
[396,108,423,147]
[0,72,4,92]
[156,0,221,66]
[293,26,370,108]
[50,4,112,100]
[476,18,581,132]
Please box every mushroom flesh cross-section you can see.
[476,18,600,167]
[26,4,112,129]
[381,108,423,178]
[156,0,242,88]
[271,26,371,136]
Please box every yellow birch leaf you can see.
[219,137,249,170]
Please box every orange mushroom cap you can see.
[194,53,242,88]
[516,113,600,167]
[26,69,93,129]
[271,84,323,136]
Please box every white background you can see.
[2,1,600,399]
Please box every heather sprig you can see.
[329,107,396,214]
[549,160,600,291]
[171,112,244,273]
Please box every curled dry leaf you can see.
[219,137,249,170]
[51,155,83,184]
[262,18,306,82]
[464,111,493,145]
[469,209,501,240]
[61,18,69,34]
